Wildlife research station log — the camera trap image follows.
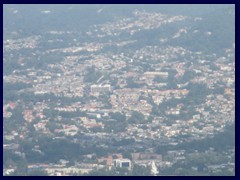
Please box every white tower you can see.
[150,161,159,176]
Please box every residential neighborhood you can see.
[3,5,235,176]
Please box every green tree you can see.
[131,164,151,176]
[128,111,145,124]
[28,170,48,176]
[109,112,126,121]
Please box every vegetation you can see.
[156,123,235,154]
[128,111,145,124]
[83,66,102,83]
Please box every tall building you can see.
[150,161,159,176]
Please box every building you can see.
[90,84,111,94]
[131,153,162,161]
[98,156,113,166]
[143,71,168,78]
[150,161,159,176]
[114,159,131,170]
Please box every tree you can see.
[179,70,196,83]
[104,120,127,133]
[45,121,58,132]
[154,76,165,83]
[28,170,48,176]
[126,77,142,88]
[83,66,102,83]
[12,159,28,176]
[131,164,151,176]
[128,111,145,124]
[109,112,126,121]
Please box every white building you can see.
[90,84,111,94]
[144,71,169,78]
[114,159,131,170]
[150,161,159,176]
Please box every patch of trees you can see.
[20,136,111,164]
[83,164,151,176]
[104,119,127,133]
[128,111,146,124]
[3,61,23,75]
[156,123,235,154]
[24,54,64,69]
[178,70,196,83]
[4,106,25,132]
[4,82,32,92]
[83,66,102,83]
[126,77,143,88]
[166,69,178,89]
[186,82,209,104]
[169,7,235,54]
[109,112,126,121]
[27,170,48,176]
[160,150,233,176]
[131,164,151,176]
[111,138,135,147]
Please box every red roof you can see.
[9,102,16,109]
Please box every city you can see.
[3,4,235,176]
